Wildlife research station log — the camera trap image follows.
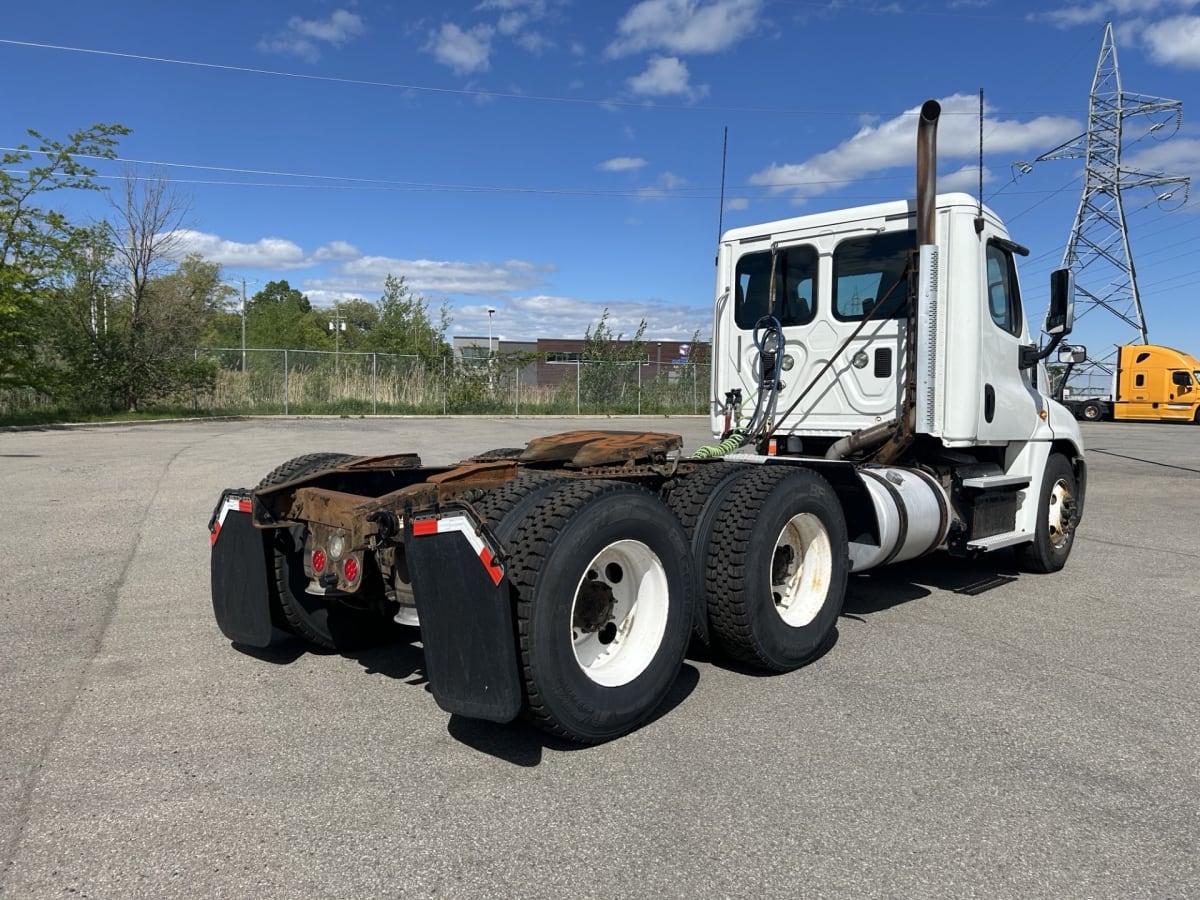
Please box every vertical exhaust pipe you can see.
[874,99,942,466]
[916,99,941,246]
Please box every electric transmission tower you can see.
[1033,21,1190,389]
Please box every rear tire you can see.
[257,453,398,651]
[1017,453,1079,573]
[1081,402,1102,421]
[664,462,754,643]
[491,480,694,744]
[704,466,849,672]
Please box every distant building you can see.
[537,338,708,387]
[452,335,709,387]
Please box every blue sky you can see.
[3,0,1200,357]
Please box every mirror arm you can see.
[1020,332,1066,370]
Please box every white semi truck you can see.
[209,101,1085,743]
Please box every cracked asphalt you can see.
[0,416,1196,899]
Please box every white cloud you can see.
[725,197,749,211]
[314,256,549,297]
[937,165,996,193]
[607,0,763,57]
[478,0,560,54]
[598,156,649,171]
[170,231,360,270]
[426,23,495,74]
[515,31,554,53]
[638,171,691,199]
[1124,136,1200,171]
[748,94,1080,201]
[1033,0,1198,28]
[627,56,708,99]
[1140,14,1200,64]
[258,9,366,62]
[499,295,711,339]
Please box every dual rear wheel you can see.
[680,465,850,672]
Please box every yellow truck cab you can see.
[1114,344,1200,424]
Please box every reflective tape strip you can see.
[210,495,253,545]
[411,513,504,586]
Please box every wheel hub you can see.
[770,512,833,628]
[573,575,617,634]
[569,540,670,687]
[1048,479,1078,549]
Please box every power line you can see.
[0,38,1051,118]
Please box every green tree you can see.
[578,309,648,407]
[0,123,129,391]
[43,225,128,409]
[325,297,378,353]
[245,280,328,351]
[371,274,450,362]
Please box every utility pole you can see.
[1028,21,1190,389]
[328,303,347,369]
[240,278,247,373]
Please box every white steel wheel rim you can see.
[1047,478,1075,550]
[770,512,833,627]
[569,540,669,687]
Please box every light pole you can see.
[328,303,347,369]
[224,278,256,372]
[487,307,496,388]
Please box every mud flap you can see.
[209,491,275,647]
[406,510,522,723]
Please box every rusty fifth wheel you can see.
[479,479,694,744]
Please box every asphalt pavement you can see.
[0,416,1196,899]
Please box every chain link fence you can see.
[189,348,709,416]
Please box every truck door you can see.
[730,229,912,431]
[977,240,1039,442]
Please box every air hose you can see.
[691,430,748,459]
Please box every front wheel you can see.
[1017,452,1080,573]
[492,480,695,744]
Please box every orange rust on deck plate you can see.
[520,430,682,468]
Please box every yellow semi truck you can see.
[1060,343,1200,423]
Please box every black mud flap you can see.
[209,491,275,647]
[406,509,522,723]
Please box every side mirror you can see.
[1058,344,1087,365]
[1171,370,1191,387]
[1044,269,1075,337]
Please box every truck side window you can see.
[985,242,1023,337]
[734,245,818,330]
[832,229,914,321]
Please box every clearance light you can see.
[343,557,359,584]
[312,548,327,574]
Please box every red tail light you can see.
[312,548,326,574]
